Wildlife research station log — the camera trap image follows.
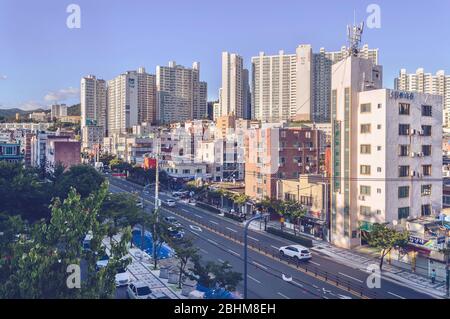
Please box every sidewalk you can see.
[312,242,448,299]
[259,221,448,298]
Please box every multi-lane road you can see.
[108,176,435,300]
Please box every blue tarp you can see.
[132,230,173,259]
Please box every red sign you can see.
[144,157,157,170]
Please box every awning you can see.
[360,221,374,232]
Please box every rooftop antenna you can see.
[347,10,364,57]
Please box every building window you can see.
[399,145,409,157]
[398,207,410,220]
[360,144,371,154]
[421,185,432,196]
[360,124,371,134]
[360,165,371,175]
[377,124,382,130]
[360,206,373,217]
[360,103,371,113]
[422,145,432,156]
[399,103,410,115]
[377,188,382,194]
[399,124,410,136]
[398,186,410,198]
[422,125,432,136]
[399,166,410,177]
[421,204,432,216]
[422,165,432,176]
[360,185,371,196]
[377,146,382,151]
[377,167,382,173]
[378,104,382,109]
[421,105,432,117]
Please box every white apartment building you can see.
[51,104,68,120]
[80,75,107,130]
[157,61,206,124]
[29,112,49,122]
[107,71,139,135]
[220,52,250,119]
[331,55,442,249]
[82,125,104,151]
[135,67,157,125]
[395,68,450,127]
[252,44,378,123]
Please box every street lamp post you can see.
[244,213,269,299]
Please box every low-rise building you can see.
[278,174,330,240]
[0,142,23,163]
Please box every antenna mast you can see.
[347,20,364,57]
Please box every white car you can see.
[115,267,131,287]
[127,282,153,299]
[279,245,312,261]
[166,199,176,207]
[188,199,196,206]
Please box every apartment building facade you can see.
[251,44,378,123]
[107,71,139,135]
[331,55,442,249]
[245,125,322,200]
[395,68,450,127]
[157,62,206,124]
[80,75,107,131]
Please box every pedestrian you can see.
[431,269,437,284]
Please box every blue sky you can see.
[1,0,449,110]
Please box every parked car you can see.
[96,253,110,270]
[165,199,176,207]
[115,267,131,287]
[127,282,153,299]
[168,227,184,240]
[279,245,312,261]
[136,201,144,208]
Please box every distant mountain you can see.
[0,103,80,121]
[67,104,80,116]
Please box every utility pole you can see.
[152,129,161,266]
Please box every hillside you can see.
[0,103,80,121]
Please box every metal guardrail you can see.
[170,205,378,299]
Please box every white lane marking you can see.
[226,227,238,233]
[190,231,199,236]
[218,258,225,263]
[247,236,259,242]
[207,239,218,246]
[388,292,406,299]
[189,225,203,232]
[271,245,279,250]
[182,209,190,213]
[292,281,303,288]
[277,292,290,299]
[210,220,219,225]
[227,249,240,257]
[252,261,268,270]
[200,248,208,254]
[323,296,329,299]
[338,272,364,283]
[247,275,261,284]
[309,261,321,266]
[194,214,203,219]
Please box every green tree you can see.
[189,256,242,292]
[366,223,409,270]
[172,237,198,289]
[54,165,105,199]
[0,162,52,221]
[0,184,131,299]
[99,193,141,229]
